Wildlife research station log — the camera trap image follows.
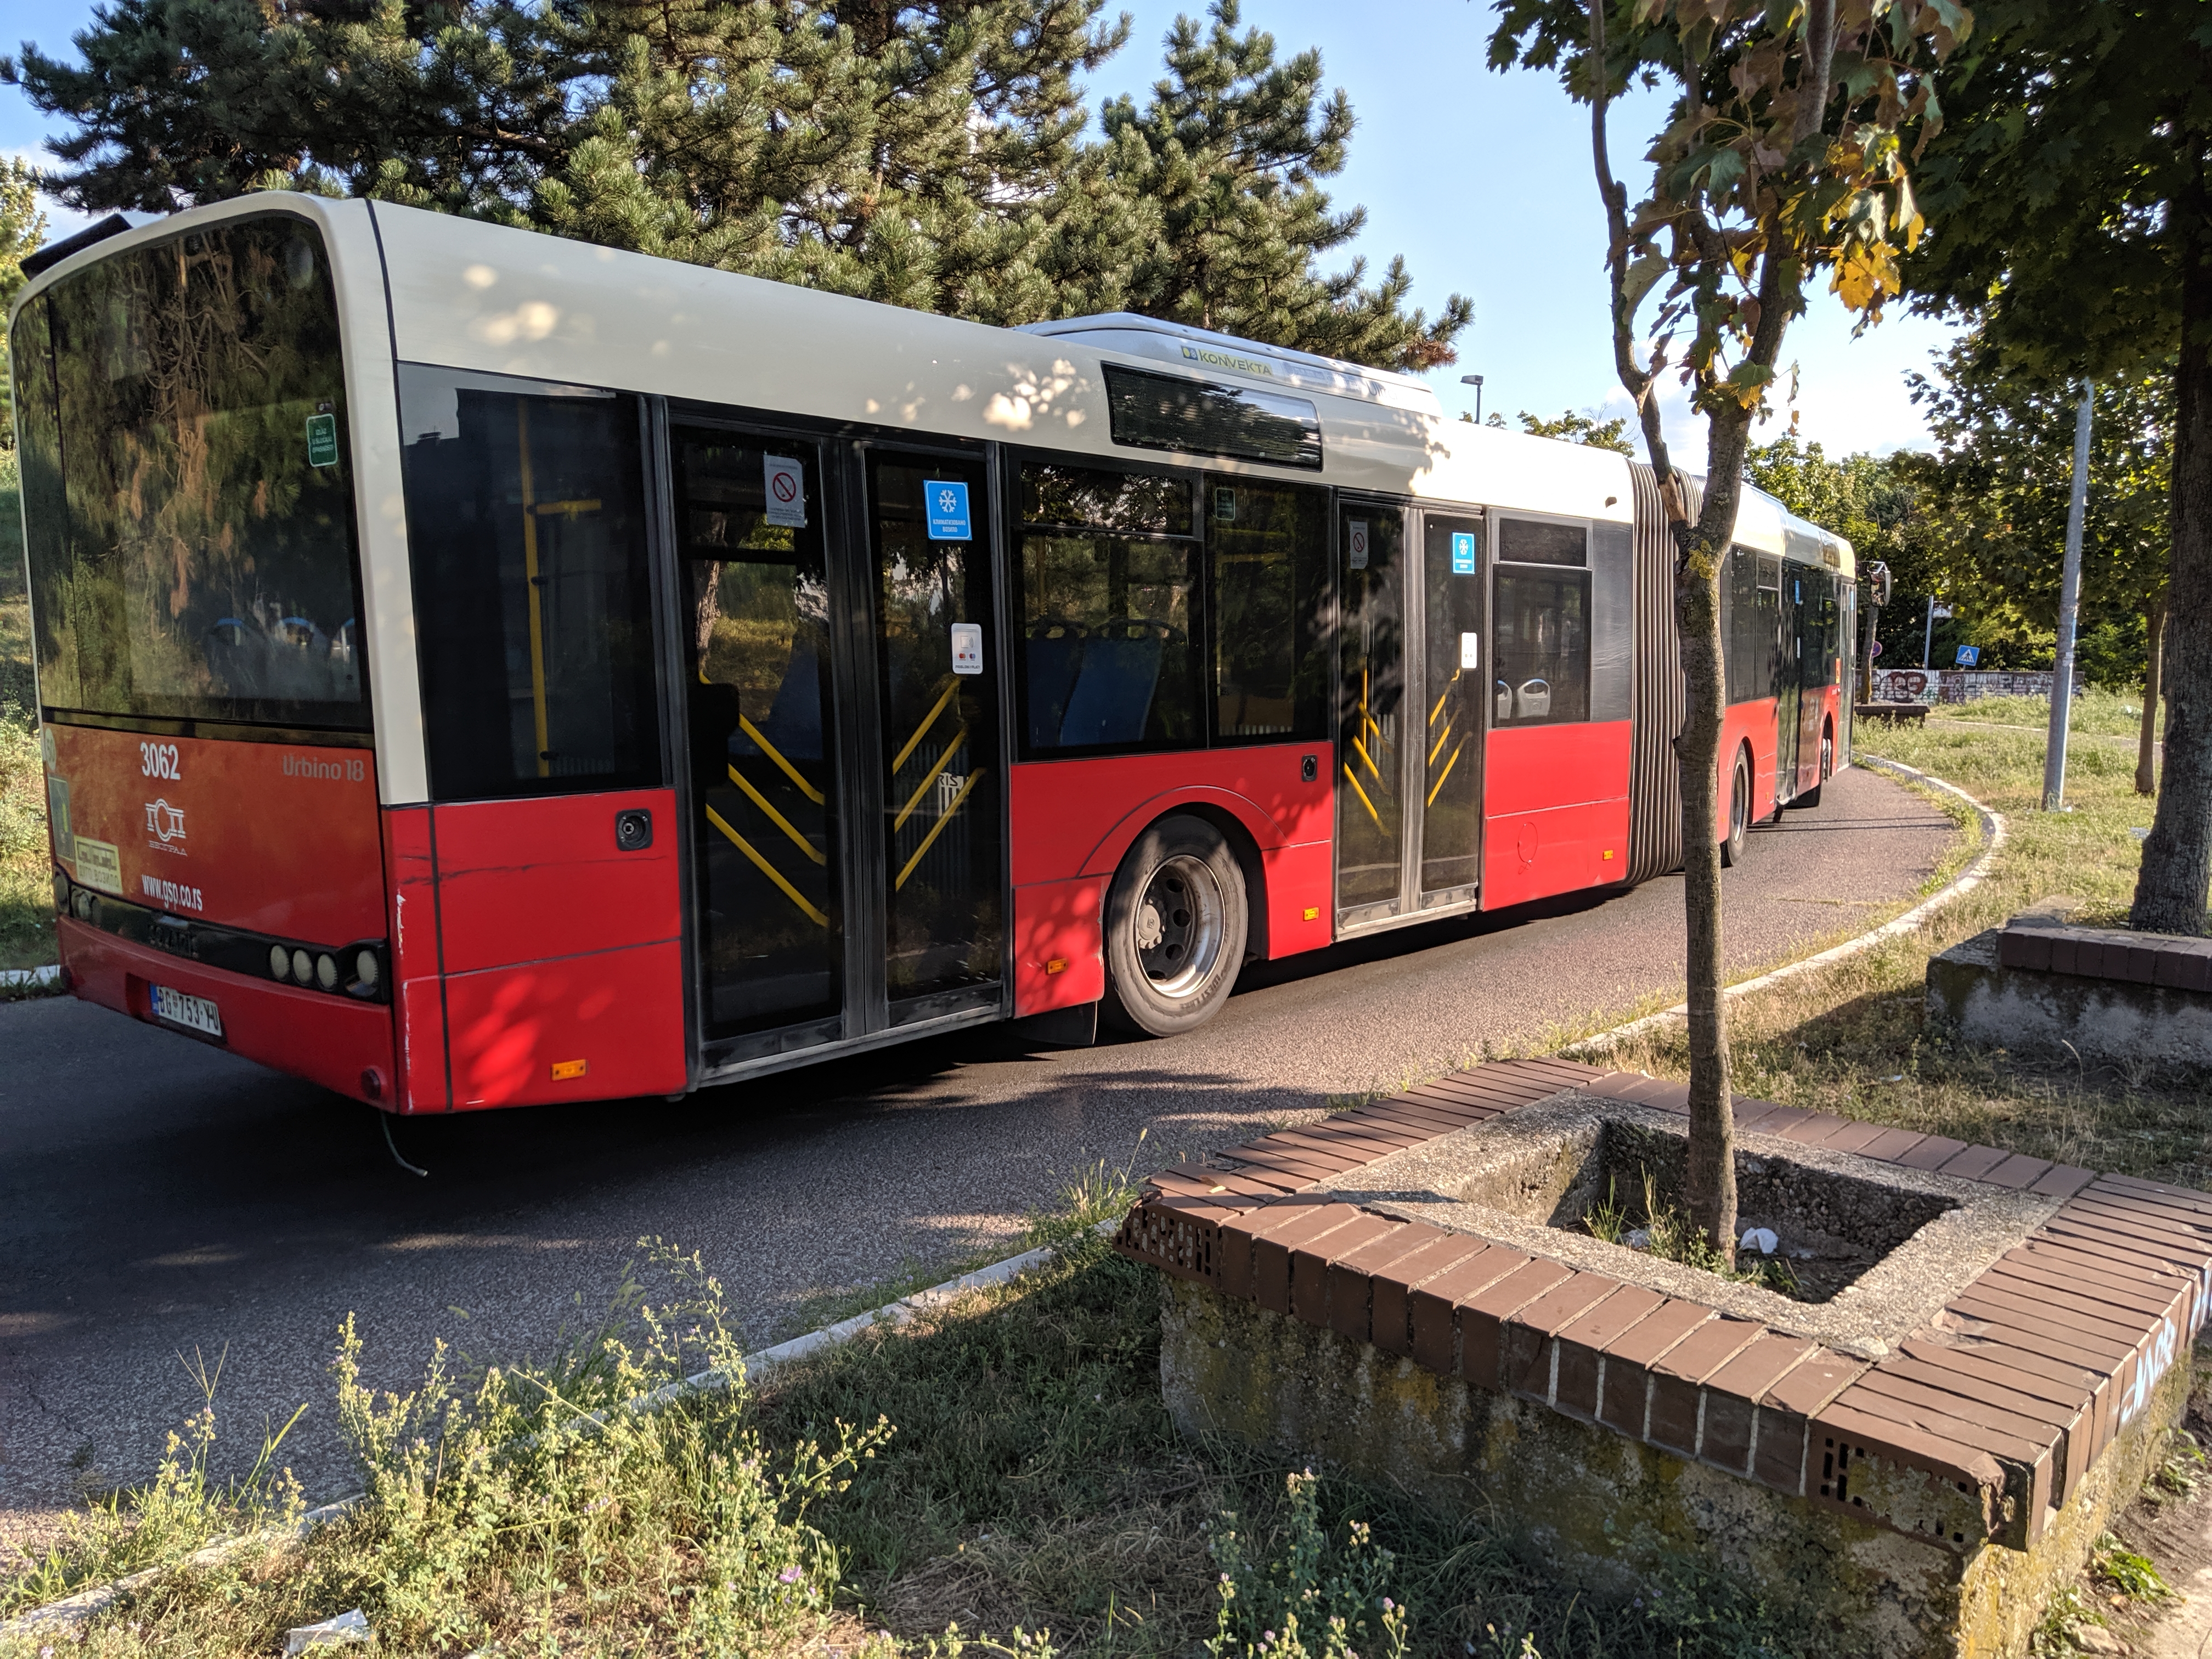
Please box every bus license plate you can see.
[151,985,224,1039]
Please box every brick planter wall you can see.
[1116,1059,2212,1659]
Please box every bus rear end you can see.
[12,211,397,1103]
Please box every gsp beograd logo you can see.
[144,798,188,848]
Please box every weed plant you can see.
[1581,1173,1799,1297]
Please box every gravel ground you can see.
[0,763,1953,1560]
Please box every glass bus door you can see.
[674,426,849,1060]
[860,449,1005,1027]
[672,425,1005,1074]
[1417,509,1486,906]
[1776,565,1803,797]
[1335,501,1408,927]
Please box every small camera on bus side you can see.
[615,809,653,851]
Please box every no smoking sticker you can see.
[1347,519,1369,570]
[763,455,806,528]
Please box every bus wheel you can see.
[1796,725,1834,810]
[1104,815,1249,1037]
[1721,750,1752,868]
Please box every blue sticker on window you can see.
[1451,531,1477,575]
[925,480,972,541]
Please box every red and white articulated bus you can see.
[9,199,1855,1113]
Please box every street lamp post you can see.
[1461,373,1484,425]
[2042,380,2095,812]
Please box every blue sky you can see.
[4,0,1960,455]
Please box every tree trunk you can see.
[2138,597,2165,797]
[1675,510,1736,1262]
[2132,155,2212,933]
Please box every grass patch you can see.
[1930,686,2157,741]
[1585,721,2212,1189]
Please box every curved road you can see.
[0,764,1952,1553]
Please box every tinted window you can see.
[400,366,660,799]
[1014,462,1200,754]
[1209,479,1328,741]
[1102,365,1322,470]
[1497,517,1588,567]
[16,217,368,727]
[1493,568,1590,726]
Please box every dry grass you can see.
[1567,721,2211,1189]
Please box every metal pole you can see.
[1923,596,1934,669]
[2041,380,2095,811]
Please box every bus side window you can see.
[1491,517,1591,727]
[1012,460,1201,755]
[1207,478,1328,742]
[399,366,662,800]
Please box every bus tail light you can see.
[269,944,292,980]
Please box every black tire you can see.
[1103,814,1249,1037]
[1721,749,1752,868]
[1795,724,1835,810]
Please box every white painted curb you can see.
[0,964,62,992]
[0,1222,1116,1639]
[1560,758,2007,1059]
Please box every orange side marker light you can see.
[1302,906,1321,921]
[1046,958,1068,974]
[551,1058,588,1081]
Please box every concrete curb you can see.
[0,1223,1114,1640]
[1559,757,2007,1060]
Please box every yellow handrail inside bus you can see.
[737,712,826,805]
[726,764,825,865]
[705,803,828,927]
[895,770,983,890]
[1341,763,1383,830]
[517,404,550,778]
[892,680,960,774]
[1428,715,1455,766]
[1427,742,1464,806]
[1350,731,1383,782]
[1430,669,1460,725]
[534,499,601,517]
[894,727,967,832]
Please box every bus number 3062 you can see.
[140,742,181,780]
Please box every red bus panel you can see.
[1007,743,1333,1016]
[1482,721,1632,909]
[59,915,397,1102]
[426,788,685,1109]
[382,806,449,1114]
[48,725,384,943]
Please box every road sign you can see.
[1955,644,1981,667]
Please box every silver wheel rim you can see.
[1732,764,1749,842]
[1134,854,1226,999]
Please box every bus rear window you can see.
[13,216,368,729]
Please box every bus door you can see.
[1415,508,1486,909]
[672,424,1005,1076]
[1775,562,1803,797]
[1334,500,1410,928]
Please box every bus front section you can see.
[12,211,396,1103]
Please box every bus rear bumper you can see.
[58,916,398,1107]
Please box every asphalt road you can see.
[0,763,1953,1553]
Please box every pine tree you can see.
[1101,1,1470,370]
[4,0,1468,369]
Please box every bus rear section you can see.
[14,212,397,1103]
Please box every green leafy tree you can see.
[1900,343,2174,787]
[1,156,48,452]
[1514,408,1635,452]
[1901,1,2212,929]
[1492,0,1966,1260]
[4,0,1468,369]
